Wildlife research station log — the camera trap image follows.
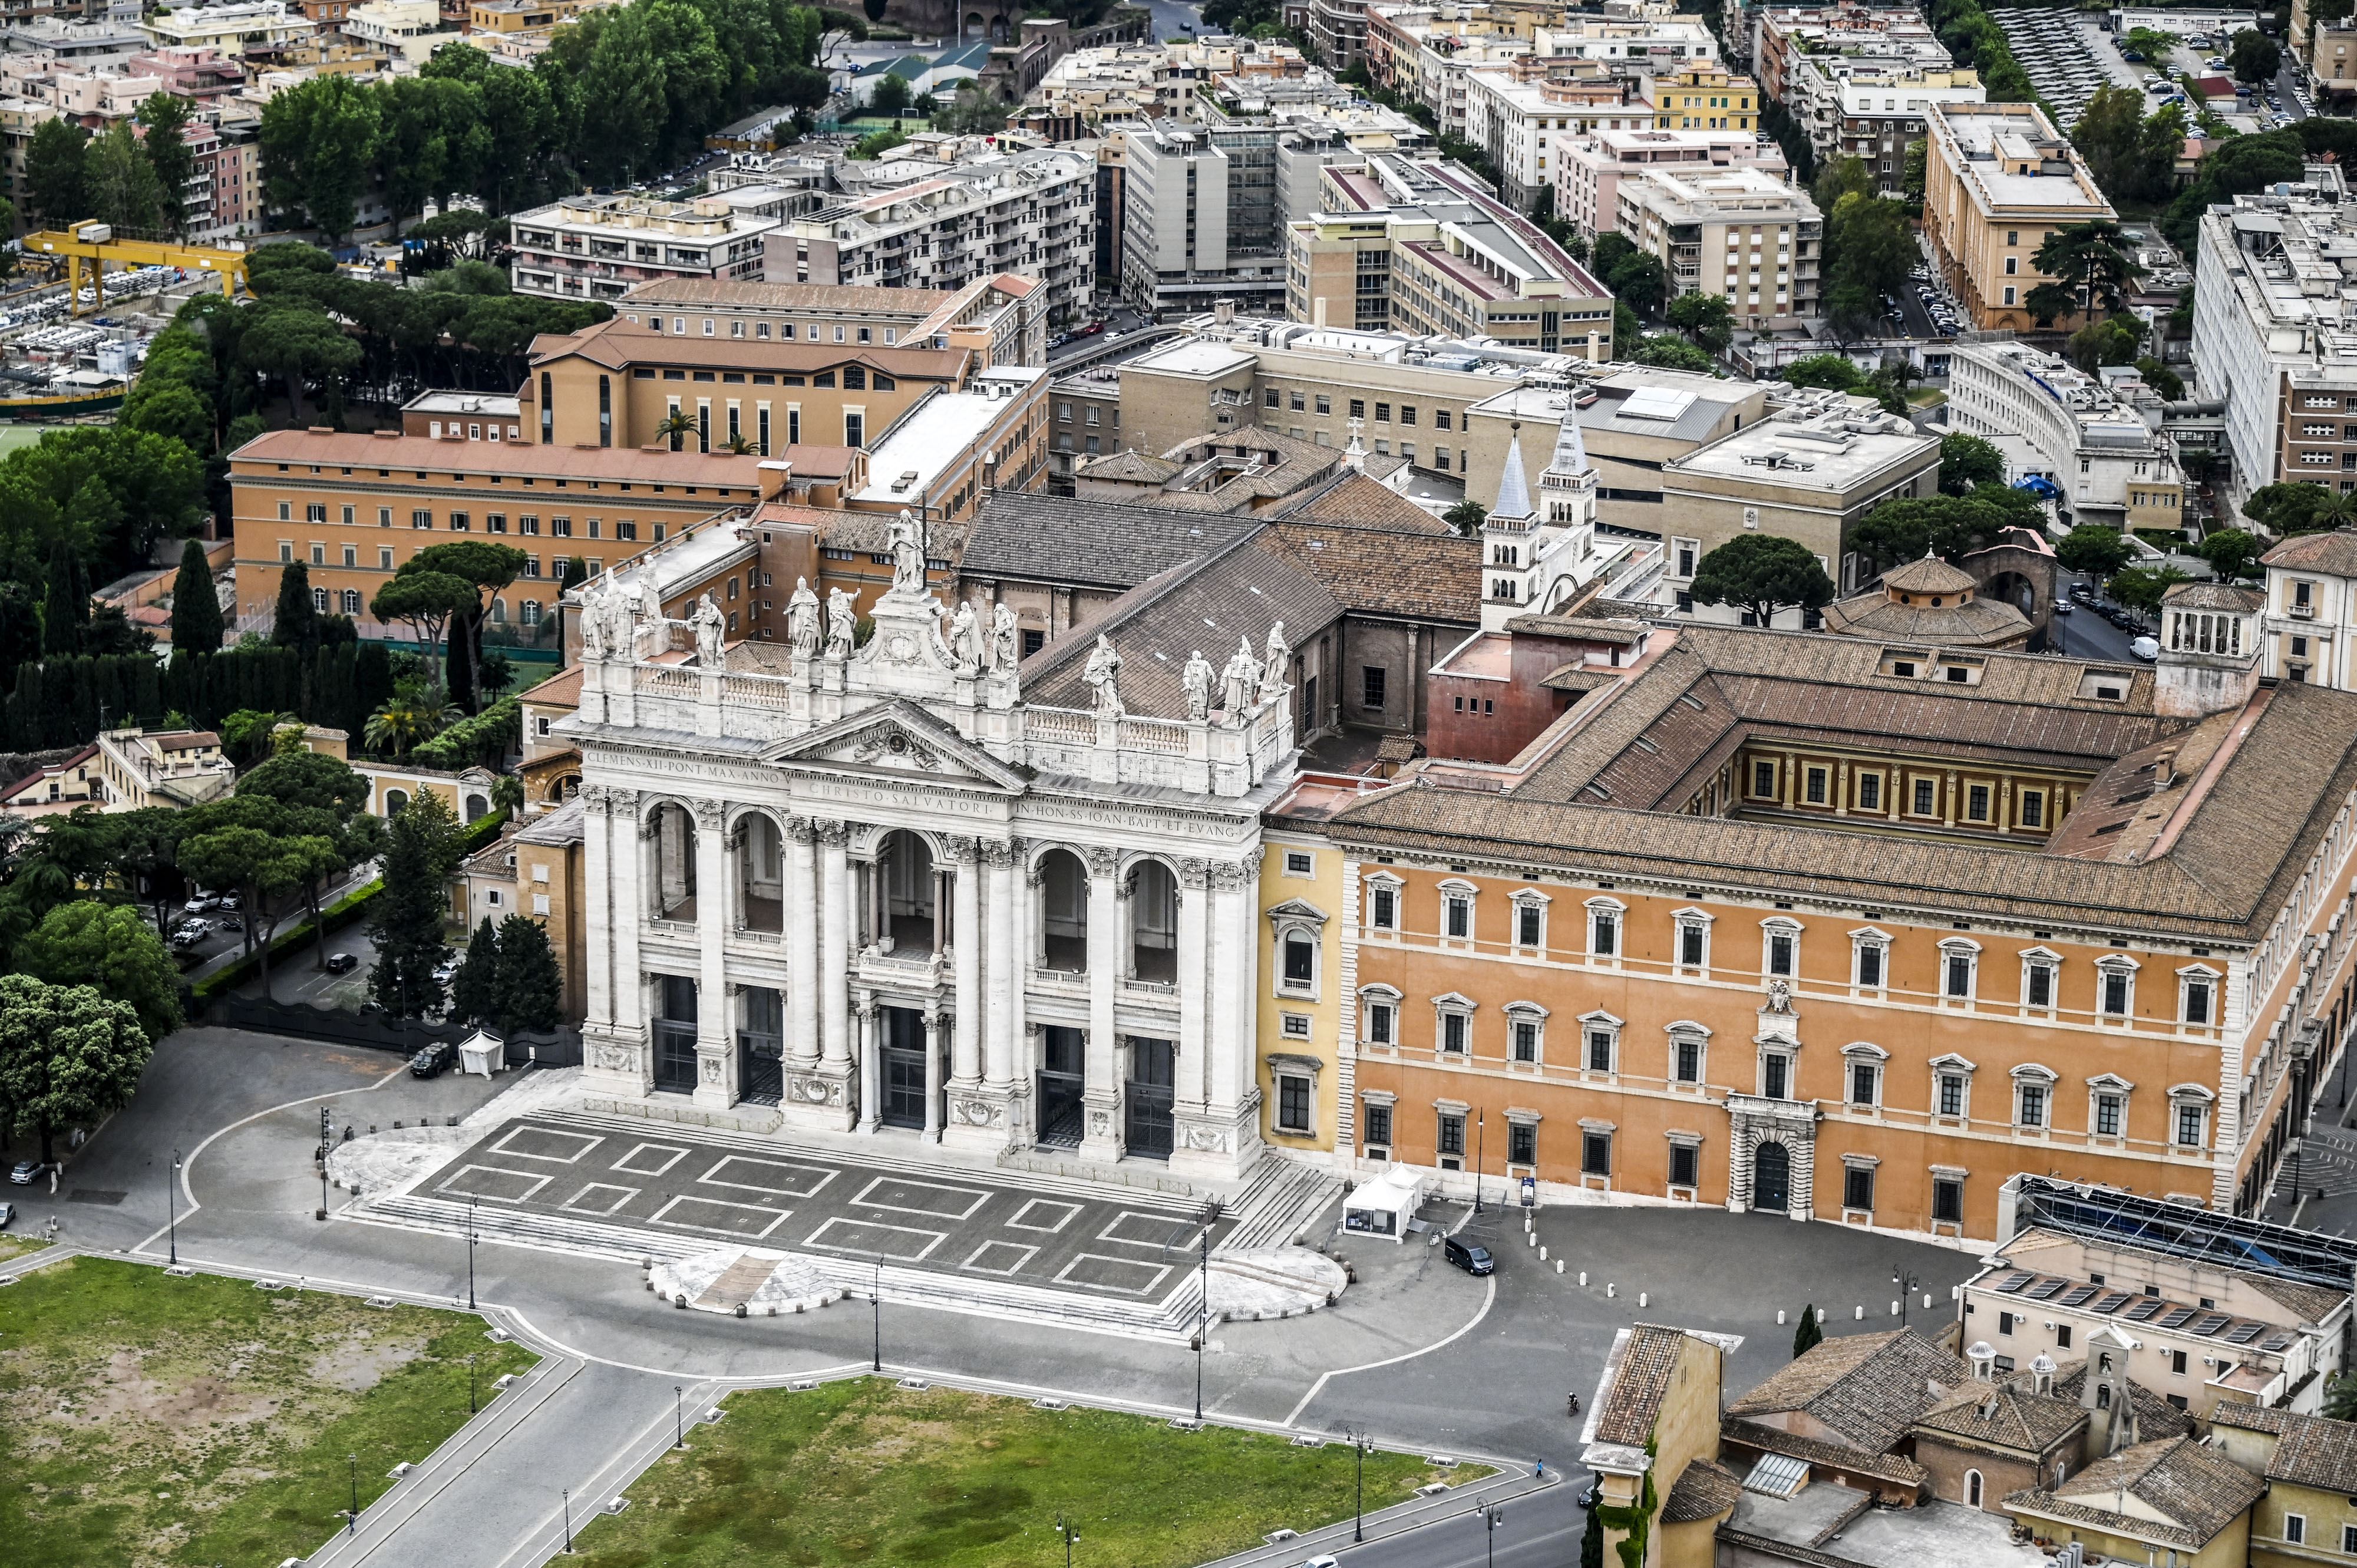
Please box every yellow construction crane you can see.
[21,223,251,315]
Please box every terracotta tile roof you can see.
[959,491,1256,590]
[1661,1457,1742,1524]
[2045,1362,2194,1442]
[517,664,585,709]
[1593,1323,1691,1446]
[226,427,773,494]
[2213,1406,2357,1492]
[525,316,969,381]
[1254,518,1479,624]
[2006,1435,2263,1548]
[1503,612,1648,645]
[816,511,972,560]
[1326,627,2357,942]
[1272,471,1455,533]
[1716,1419,1931,1488]
[2162,581,2264,613]
[2263,526,2357,576]
[1881,552,1979,594]
[1078,449,1184,484]
[1820,587,2029,645]
[2240,1274,2351,1325]
[1725,1329,1969,1454]
[1912,1381,2085,1456]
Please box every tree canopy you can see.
[0,971,150,1163]
[15,899,181,1045]
[1937,434,2005,496]
[1689,535,1836,628]
[2055,524,2137,579]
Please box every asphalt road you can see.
[2048,573,2150,666]
[1321,1481,1582,1568]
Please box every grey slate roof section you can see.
[959,491,1256,591]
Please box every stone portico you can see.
[563,518,1299,1181]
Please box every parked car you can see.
[183,894,219,913]
[409,1041,458,1078]
[1443,1235,1495,1276]
[2131,635,2160,662]
[0,1199,14,1228]
[9,1158,44,1185]
[2054,599,2072,615]
[324,952,359,975]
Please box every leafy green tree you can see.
[0,972,150,1165]
[2111,563,2191,613]
[2326,1374,2357,1423]
[403,541,529,714]
[169,539,222,656]
[2028,222,2143,325]
[137,92,194,238]
[1792,1303,1822,1358]
[1850,490,2025,573]
[22,117,87,227]
[2196,527,2264,581]
[1666,292,1733,354]
[39,538,86,656]
[849,123,909,161]
[2067,316,2142,375]
[2229,27,2282,84]
[2056,525,2136,578]
[258,73,385,240]
[369,571,476,685]
[218,707,298,765]
[362,687,458,760]
[1632,333,1718,372]
[931,80,1008,136]
[15,900,181,1044]
[239,299,362,422]
[1902,137,1927,207]
[95,806,186,937]
[1938,434,2005,496]
[369,791,460,1018]
[493,913,562,1034]
[1443,499,1487,536]
[1811,154,1874,215]
[1580,1500,1605,1568]
[176,811,338,991]
[450,916,500,1026]
[273,559,319,659]
[2134,356,2184,400]
[2244,481,2339,536]
[1690,535,1836,628]
[869,72,913,113]
[233,748,379,973]
[2072,83,2183,206]
[83,120,162,236]
[1780,354,1905,415]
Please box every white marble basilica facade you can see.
[563,532,1298,1180]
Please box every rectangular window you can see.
[1445,896,1470,939]
[1939,1074,1965,1117]
[1804,767,1827,805]
[1675,1038,1701,1083]
[1437,1113,1465,1157]
[1856,944,1883,988]
[1946,954,1973,998]
[1361,665,1387,709]
[1843,1166,1874,1212]
[1857,773,1880,811]
[1679,923,1705,968]
[1966,784,1990,821]
[1277,1076,1310,1133]
[1762,1054,1788,1100]
[2021,791,2045,828]
[1998,1310,2016,1335]
[2018,1085,2046,1128]
[2286,1515,2306,1547]
[2184,978,2212,1026]
[1516,904,1541,948]
[1586,1029,1612,1073]
[1751,759,1775,797]
[2095,1093,2122,1137]
[2177,1104,2204,1146]
[2027,963,2055,1009]
[1912,777,1936,814]
[1514,1021,1539,1063]
[2102,971,2130,1017]
[1441,1014,1467,1054]
[1364,1102,1392,1147]
[1592,912,1617,956]
[1669,1142,1698,1188]
[1367,1003,1394,1046]
[1581,1131,1610,1177]
[1508,1122,1535,1166]
[1766,932,1794,976]
[1933,1177,1963,1224]
[1371,886,1396,930]
[1850,1062,1877,1106]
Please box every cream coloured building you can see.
[1922,101,2115,334]
[1555,127,1788,242]
[1615,164,1823,327]
[1945,340,2183,533]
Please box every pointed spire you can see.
[1549,396,1589,477]
[1494,422,1533,521]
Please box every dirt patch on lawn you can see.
[306,1328,427,1393]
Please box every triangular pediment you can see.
[758,699,1026,791]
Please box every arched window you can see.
[491,596,508,625]
[521,600,543,626]
[339,589,362,615]
[384,789,410,817]
[1965,1470,1983,1508]
[311,586,329,613]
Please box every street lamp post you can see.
[1894,1269,1920,1329]
[346,1452,358,1536]
[562,1487,573,1554]
[1056,1511,1080,1567]
[674,1385,685,1450]
[1479,1500,1506,1568]
[1352,1428,1370,1543]
[468,1353,477,1415]
[872,1257,882,1372]
[167,1148,181,1266]
[1193,1211,1211,1422]
[467,1194,478,1310]
[1473,1111,1485,1215]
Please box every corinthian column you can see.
[690,797,733,1107]
[818,819,851,1071]
[984,839,1018,1090]
[579,786,614,1032]
[949,836,983,1087]
[785,816,820,1067]
[1082,843,1124,1162]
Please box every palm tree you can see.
[716,431,756,455]
[654,409,698,452]
[363,690,458,760]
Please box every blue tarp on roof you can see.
[2013,476,2062,499]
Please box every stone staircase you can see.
[1218,1156,1341,1254]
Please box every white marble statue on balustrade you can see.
[787,578,820,658]
[1082,633,1123,716]
[1181,648,1214,721]
[990,603,1018,672]
[691,592,726,669]
[1220,636,1262,716]
[579,577,611,662]
[823,587,856,658]
[635,576,663,631]
[949,600,983,672]
[1259,620,1290,704]
[887,508,926,597]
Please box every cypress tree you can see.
[131,654,161,725]
[1580,1501,1603,1568]
[492,913,562,1034]
[272,560,318,660]
[0,581,38,696]
[6,664,39,751]
[1792,1303,1823,1360]
[169,539,222,656]
[65,655,98,741]
[369,791,458,1018]
[40,541,85,656]
[450,916,500,1028]
[354,640,394,723]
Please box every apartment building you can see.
[1616,164,1823,327]
[226,428,778,641]
[1364,2,1550,138]
[92,727,233,810]
[1751,1,1947,108]
[136,0,312,55]
[774,144,1095,326]
[1288,153,1615,352]
[518,313,976,454]
[1831,70,1985,195]
[1922,102,2116,333]
[1946,340,2183,533]
[1460,365,1768,521]
[1640,60,1758,131]
[2257,527,2357,689]
[340,0,458,65]
[1121,118,1359,316]
[1556,128,1788,241]
[509,192,783,304]
[618,273,1051,373]
[2191,169,2357,504]
[839,366,1050,525]
[1463,62,1613,210]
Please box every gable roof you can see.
[2211,1405,2357,1493]
[2263,526,2357,576]
[757,698,1029,792]
[1912,1379,2085,1457]
[959,491,1256,591]
[1592,1323,1692,1447]
[1724,1328,1970,1454]
[1255,516,1480,625]
[2008,1435,2264,1548]
[1272,470,1455,533]
[1660,1457,1742,1524]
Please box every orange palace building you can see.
[1278,605,2357,1245]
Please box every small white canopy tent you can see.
[1342,1164,1422,1242]
[458,1028,505,1078]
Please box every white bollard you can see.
[1950,1284,1962,1302]
[1555,1259,1564,1275]
[1580,1271,1589,1287]
[1817,1307,1828,1324]
[1606,1283,1616,1299]
[1854,1304,1864,1321]
[1638,1292,1649,1308]
[1777,1309,1787,1325]
[1890,1300,1902,1317]
[1923,1292,1934,1310]
[1539,1245,1547,1260]
[1529,1234,1537,1250]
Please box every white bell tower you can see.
[1478,424,1538,632]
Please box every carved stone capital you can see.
[1081,844,1120,878]
[943,833,981,864]
[1177,856,1211,889]
[1240,845,1265,874]
[982,837,1016,869]
[786,814,818,845]
[689,797,725,830]
[813,817,850,847]
[579,784,615,816]
[1209,860,1250,892]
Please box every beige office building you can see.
[1922,101,2115,334]
[1615,164,1823,328]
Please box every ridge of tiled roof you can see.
[1716,1419,1932,1487]
[1593,1323,1689,1447]
[2215,1405,2357,1493]
[1912,1380,2085,1454]
[2008,1435,2263,1548]
[959,491,1256,590]
[525,316,970,379]
[1660,1457,1742,1524]
[2263,526,2357,575]
[1255,517,1478,623]
[1269,470,1455,533]
[1722,1329,1969,1455]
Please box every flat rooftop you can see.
[849,369,1044,505]
[1665,410,1934,490]
[1724,1486,2046,1568]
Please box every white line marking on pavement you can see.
[1282,1272,1498,1429]
[850,1173,989,1220]
[611,1141,690,1177]
[131,1063,406,1257]
[489,1126,603,1164]
[648,1194,791,1239]
[802,1213,948,1260]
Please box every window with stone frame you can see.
[1437,1111,1465,1157]
[1674,908,1712,973]
[1362,986,1400,1047]
[1761,917,1800,979]
[1851,927,1890,990]
[1508,1120,1537,1166]
[1365,873,1401,932]
[1362,1098,1393,1147]
[1940,938,1980,1001]
[1586,897,1623,959]
[2097,955,2138,1019]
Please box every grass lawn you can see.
[0,1230,52,1262]
[0,424,52,455]
[1906,385,1948,408]
[572,1379,1487,1568]
[0,1256,536,1567]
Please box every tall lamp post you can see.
[1473,1111,1486,1214]
[562,1487,573,1554]
[674,1384,685,1450]
[1193,1209,1212,1422]
[1478,1500,1506,1568]
[872,1256,883,1373]
[1894,1269,1920,1329]
[346,1452,359,1536]
[467,1194,478,1310]
[1055,1511,1080,1567]
[467,1353,478,1415]
[167,1148,181,1266]
[1345,1427,1372,1543]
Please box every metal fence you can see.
[216,995,581,1067]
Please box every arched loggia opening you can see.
[873,830,938,955]
[1037,848,1087,972]
[649,802,696,920]
[738,814,783,933]
[1128,859,1177,983]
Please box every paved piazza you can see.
[418,1114,1231,1303]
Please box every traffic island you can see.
[567,1378,1484,1567]
[0,1256,536,1567]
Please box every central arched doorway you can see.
[1753,1140,1790,1214]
